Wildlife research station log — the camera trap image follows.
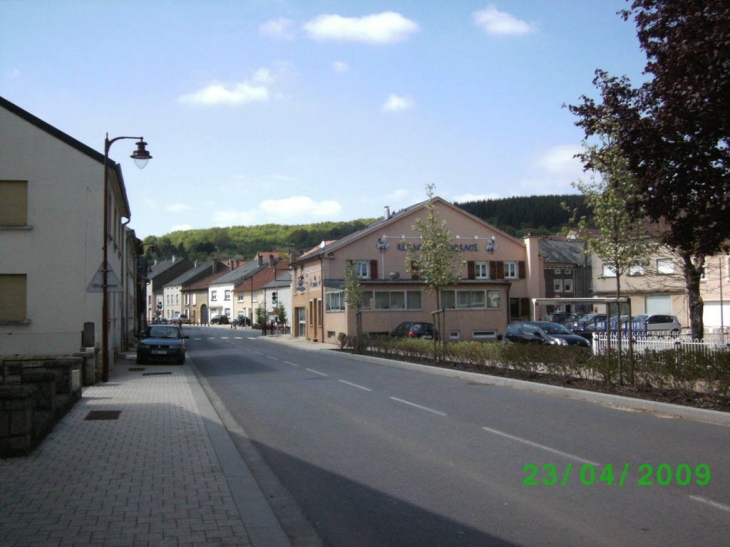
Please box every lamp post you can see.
[102,134,152,382]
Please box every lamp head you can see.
[131,139,152,169]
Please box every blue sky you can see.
[0,0,647,239]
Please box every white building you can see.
[0,96,136,370]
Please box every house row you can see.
[147,253,291,326]
[3,95,728,380]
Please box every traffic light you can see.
[271,291,278,305]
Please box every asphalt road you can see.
[187,327,730,547]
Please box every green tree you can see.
[406,185,462,354]
[569,0,730,339]
[344,260,365,352]
[569,128,658,384]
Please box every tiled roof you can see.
[539,238,589,266]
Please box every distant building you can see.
[538,236,592,317]
[289,197,545,345]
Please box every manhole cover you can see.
[85,410,122,421]
[142,371,173,376]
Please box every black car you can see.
[232,315,251,327]
[390,321,435,339]
[505,321,591,347]
[137,324,189,364]
[210,314,229,324]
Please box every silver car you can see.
[631,314,682,335]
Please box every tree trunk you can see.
[682,252,705,340]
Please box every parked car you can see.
[566,313,607,337]
[210,314,229,325]
[137,324,189,364]
[390,321,435,339]
[173,313,190,324]
[630,314,682,335]
[505,321,591,347]
[546,312,581,325]
[232,315,251,327]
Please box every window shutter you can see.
[370,259,378,280]
[491,261,505,280]
[518,261,526,279]
[467,261,475,280]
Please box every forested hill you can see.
[455,194,590,238]
[144,195,590,261]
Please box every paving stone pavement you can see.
[0,354,292,547]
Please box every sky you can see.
[0,0,648,239]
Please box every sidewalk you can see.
[0,352,292,547]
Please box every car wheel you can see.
[177,355,185,365]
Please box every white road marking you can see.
[284,361,300,367]
[481,426,600,466]
[339,380,372,392]
[267,355,280,361]
[306,368,328,377]
[390,397,447,416]
[690,496,730,513]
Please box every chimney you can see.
[384,206,390,219]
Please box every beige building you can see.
[290,197,544,345]
[0,96,137,367]
[592,247,730,335]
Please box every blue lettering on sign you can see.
[396,243,478,252]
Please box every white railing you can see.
[592,332,730,354]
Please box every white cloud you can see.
[451,192,502,203]
[382,93,414,112]
[259,18,295,40]
[259,196,342,217]
[536,144,582,175]
[303,12,419,44]
[177,66,290,105]
[473,5,534,36]
[211,196,343,227]
[177,82,269,105]
[166,203,193,213]
[518,144,584,193]
[332,61,350,72]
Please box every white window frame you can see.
[602,264,617,277]
[504,262,518,279]
[657,258,675,275]
[475,261,489,279]
[355,260,370,279]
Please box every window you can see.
[238,294,244,302]
[361,290,422,310]
[442,290,501,309]
[657,259,674,274]
[504,262,519,279]
[224,290,231,301]
[554,279,563,292]
[184,294,190,305]
[0,181,28,226]
[602,264,617,277]
[326,290,345,312]
[629,264,646,276]
[211,290,218,301]
[475,262,489,279]
[0,274,27,321]
[355,260,370,279]
[564,279,573,293]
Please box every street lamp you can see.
[102,134,152,382]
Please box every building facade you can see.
[0,96,136,369]
[290,197,544,345]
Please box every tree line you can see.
[142,194,590,262]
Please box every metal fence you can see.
[592,332,730,354]
[0,331,82,356]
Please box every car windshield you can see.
[148,326,180,339]
[540,323,571,334]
